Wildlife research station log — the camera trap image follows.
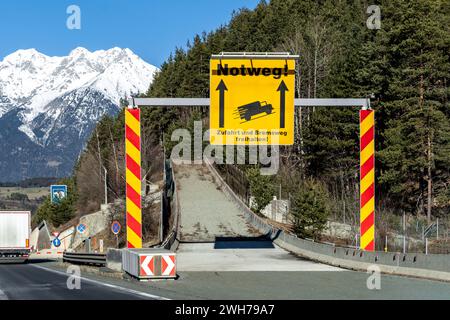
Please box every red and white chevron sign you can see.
[161,255,176,277]
[140,255,155,276]
[137,253,176,278]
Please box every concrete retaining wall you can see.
[36,221,52,251]
[323,221,354,239]
[259,197,289,223]
[30,226,40,251]
[72,207,109,249]
[204,157,450,282]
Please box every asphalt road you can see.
[151,270,450,300]
[0,261,163,300]
[2,260,450,300]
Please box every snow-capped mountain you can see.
[0,47,158,182]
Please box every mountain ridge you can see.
[0,47,158,182]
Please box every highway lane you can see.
[165,270,450,300]
[0,261,164,300]
[1,259,450,299]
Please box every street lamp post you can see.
[103,166,108,205]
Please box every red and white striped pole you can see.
[125,108,142,249]
[360,109,375,251]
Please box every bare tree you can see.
[279,15,335,177]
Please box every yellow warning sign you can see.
[210,57,295,145]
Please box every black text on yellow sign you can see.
[210,58,295,145]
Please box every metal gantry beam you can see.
[211,52,300,60]
[131,98,209,107]
[295,98,370,108]
[130,98,370,109]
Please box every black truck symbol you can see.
[234,101,274,122]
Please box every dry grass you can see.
[0,187,48,200]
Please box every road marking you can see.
[29,264,170,300]
[0,289,8,300]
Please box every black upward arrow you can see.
[216,80,228,128]
[277,80,288,128]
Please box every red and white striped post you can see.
[360,109,375,251]
[125,108,142,249]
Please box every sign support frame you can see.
[128,96,373,249]
[130,98,370,109]
[128,46,373,251]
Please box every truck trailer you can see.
[0,211,31,263]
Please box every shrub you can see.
[290,179,330,239]
[9,192,29,201]
[33,177,77,227]
[246,167,276,214]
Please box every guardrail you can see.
[63,252,107,266]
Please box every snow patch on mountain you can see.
[0,47,158,144]
[0,47,158,181]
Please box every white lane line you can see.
[30,264,170,300]
[0,289,8,300]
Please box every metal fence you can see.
[327,211,450,254]
[214,164,251,206]
[159,159,180,251]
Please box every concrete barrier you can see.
[106,248,123,272]
[122,248,176,280]
[204,157,450,282]
[30,249,64,260]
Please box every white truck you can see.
[0,211,31,263]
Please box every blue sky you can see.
[0,0,260,67]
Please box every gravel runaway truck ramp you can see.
[173,163,345,273]
[174,164,259,242]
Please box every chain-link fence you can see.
[328,209,450,254]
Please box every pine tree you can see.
[375,0,450,219]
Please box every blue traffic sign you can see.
[111,221,121,235]
[77,223,87,234]
[51,185,68,204]
[53,238,61,248]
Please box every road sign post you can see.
[111,221,121,248]
[111,221,121,234]
[52,237,61,248]
[50,185,68,204]
[360,109,375,251]
[209,53,298,145]
[125,108,142,249]
[76,223,87,235]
